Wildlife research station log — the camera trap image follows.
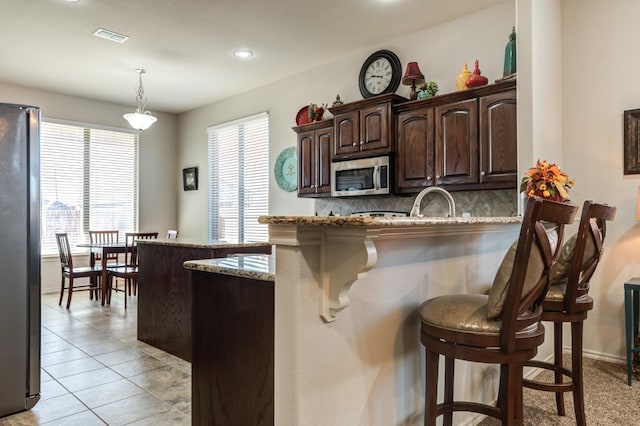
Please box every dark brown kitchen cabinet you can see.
[395,79,516,193]
[479,89,517,185]
[293,120,333,197]
[329,93,406,160]
[396,107,435,190]
[434,98,479,186]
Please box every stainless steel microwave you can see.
[331,155,391,197]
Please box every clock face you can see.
[364,58,393,95]
[358,50,402,99]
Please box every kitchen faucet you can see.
[409,187,456,217]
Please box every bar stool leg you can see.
[553,321,566,416]
[571,320,586,426]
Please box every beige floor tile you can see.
[94,348,146,367]
[39,380,69,400]
[80,340,131,357]
[27,394,87,424]
[40,340,76,355]
[41,410,106,425]
[108,355,168,378]
[73,378,145,409]
[41,347,89,367]
[44,358,105,379]
[57,367,124,393]
[92,393,172,425]
[124,408,190,426]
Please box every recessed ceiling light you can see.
[233,49,254,59]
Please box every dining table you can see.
[76,241,127,306]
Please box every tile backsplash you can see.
[314,189,518,217]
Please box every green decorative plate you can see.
[274,147,297,192]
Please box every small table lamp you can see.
[402,62,425,100]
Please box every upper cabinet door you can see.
[297,130,316,195]
[435,99,478,186]
[479,89,517,185]
[360,104,390,153]
[396,107,434,191]
[316,126,333,194]
[334,111,360,157]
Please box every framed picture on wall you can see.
[624,109,640,174]
[183,167,198,191]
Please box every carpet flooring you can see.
[476,357,640,425]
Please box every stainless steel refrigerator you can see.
[0,103,41,416]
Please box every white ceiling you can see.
[0,0,508,114]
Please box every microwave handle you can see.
[374,165,381,190]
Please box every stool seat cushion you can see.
[421,294,503,335]
[487,229,558,319]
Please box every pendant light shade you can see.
[123,69,157,131]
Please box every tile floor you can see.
[0,291,191,426]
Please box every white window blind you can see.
[207,112,269,242]
[40,121,138,255]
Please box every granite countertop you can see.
[136,237,272,249]
[257,215,521,227]
[184,254,275,282]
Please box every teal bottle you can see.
[503,27,516,77]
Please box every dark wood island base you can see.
[186,255,275,426]
[137,239,272,362]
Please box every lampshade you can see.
[123,69,157,131]
[401,62,425,86]
[123,112,157,131]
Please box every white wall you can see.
[177,2,516,238]
[560,0,640,360]
[0,83,179,293]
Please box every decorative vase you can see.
[456,63,472,91]
[503,27,517,77]
[465,59,488,88]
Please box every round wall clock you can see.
[274,147,297,192]
[358,50,402,99]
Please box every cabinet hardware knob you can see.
[435,175,441,179]
[360,141,364,145]
[352,142,357,146]
[427,176,432,180]
[480,171,486,176]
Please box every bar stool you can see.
[419,198,578,425]
[523,201,616,425]
[625,278,640,386]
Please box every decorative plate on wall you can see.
[274,146,297,192]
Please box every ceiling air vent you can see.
[92,28,129,43]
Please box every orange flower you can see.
[520,159,574,201]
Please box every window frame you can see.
[40,118,139,256]
[207,111,269,243]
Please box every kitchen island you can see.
[185,255,275,426]
[257,214,521,426]
[136,238,272,361]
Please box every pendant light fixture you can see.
[123,68,157,131]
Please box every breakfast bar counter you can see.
[256,214,522,426]
[136,238,272,362]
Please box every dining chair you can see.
[522,200,616,426]
[419,197,578,426]
[55,233,102,309]
[106,232,158,308]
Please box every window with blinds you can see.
[40,121,138,255]
[207,112,269,243]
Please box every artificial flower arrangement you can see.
[520,159,575,202]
